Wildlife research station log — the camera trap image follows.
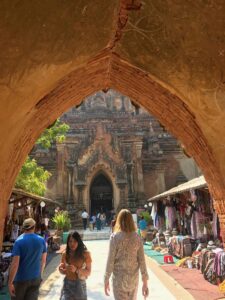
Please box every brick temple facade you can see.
[33,90,200,226]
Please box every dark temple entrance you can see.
[90,173,113,214]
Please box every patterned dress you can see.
[104,231,149,300]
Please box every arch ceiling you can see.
[1,0,225,243]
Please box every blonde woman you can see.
[104,209,149,300]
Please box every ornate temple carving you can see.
[32,90,200,226]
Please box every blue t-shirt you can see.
[12,233,47,282]
[139,219,147,230]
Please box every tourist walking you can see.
[81,209,89,230]
[96,211,102,231]
[42,214,50,229]
[8,218,47,300]
[104,209,149,300]
[91,214,96,230]
[59,231,92,300]
[89,214,96,231]
[100,212,106,229]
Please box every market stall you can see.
[148,176,219,245]
[0,189,62,290]
[147,175,225,289]
[4,188,63,240]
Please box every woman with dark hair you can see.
[104,209,149,300]
[58,231,92,300]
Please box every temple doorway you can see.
[90,173,113,214]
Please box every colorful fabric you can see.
[203,258,216,284]
[219,280,225,293]
[213,251,225,277]
[176,257,191,267]
[140,230,147,239]
[144,243,178,265]
[138,219,147,230]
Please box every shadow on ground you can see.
[42,251,61,282]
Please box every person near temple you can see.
[104,209,149,300]
[8,218,47,300]
[58,231,92,300]
[81,209,89,230]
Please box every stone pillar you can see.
[56,143,66,199]
[66,162,74,203]
[121,96,126,112]
[117,180,127,209]
[75,181,86,210]
[127,162,134,196]
[135,141,144,192]
[78,186,83,203]
[126,162,136,211]
[134,141,145,206]
[156,169,166,194]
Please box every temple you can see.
[32,90,200,226]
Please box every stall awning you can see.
[10,188,62,207]
[148,175,207,202]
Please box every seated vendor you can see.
[138,216,147,243]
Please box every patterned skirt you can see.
[60,278,87,300]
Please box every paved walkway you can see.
[162,264,225,300]
[39,240,191,300]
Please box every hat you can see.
[207,240,216,250]
[22,218,36,230]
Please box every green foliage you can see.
[36,119,70,149]
[15,119,70,196]
[15,157,51,196]
[141,211,151,223]
[52,211,71,232]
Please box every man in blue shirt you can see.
[138,216,148,244]
[8,218,47,300]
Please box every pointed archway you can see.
[1,52,225,246]
[90,172,113,214]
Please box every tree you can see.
[15,157,51,196]
[36,119,70,149]
[15,119,69,195]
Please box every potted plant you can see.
[52,210,71,237]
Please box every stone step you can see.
[81,231,110,241]
[60,228,111,242]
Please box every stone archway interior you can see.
[90,173,113,214]
[1,1,225,247]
